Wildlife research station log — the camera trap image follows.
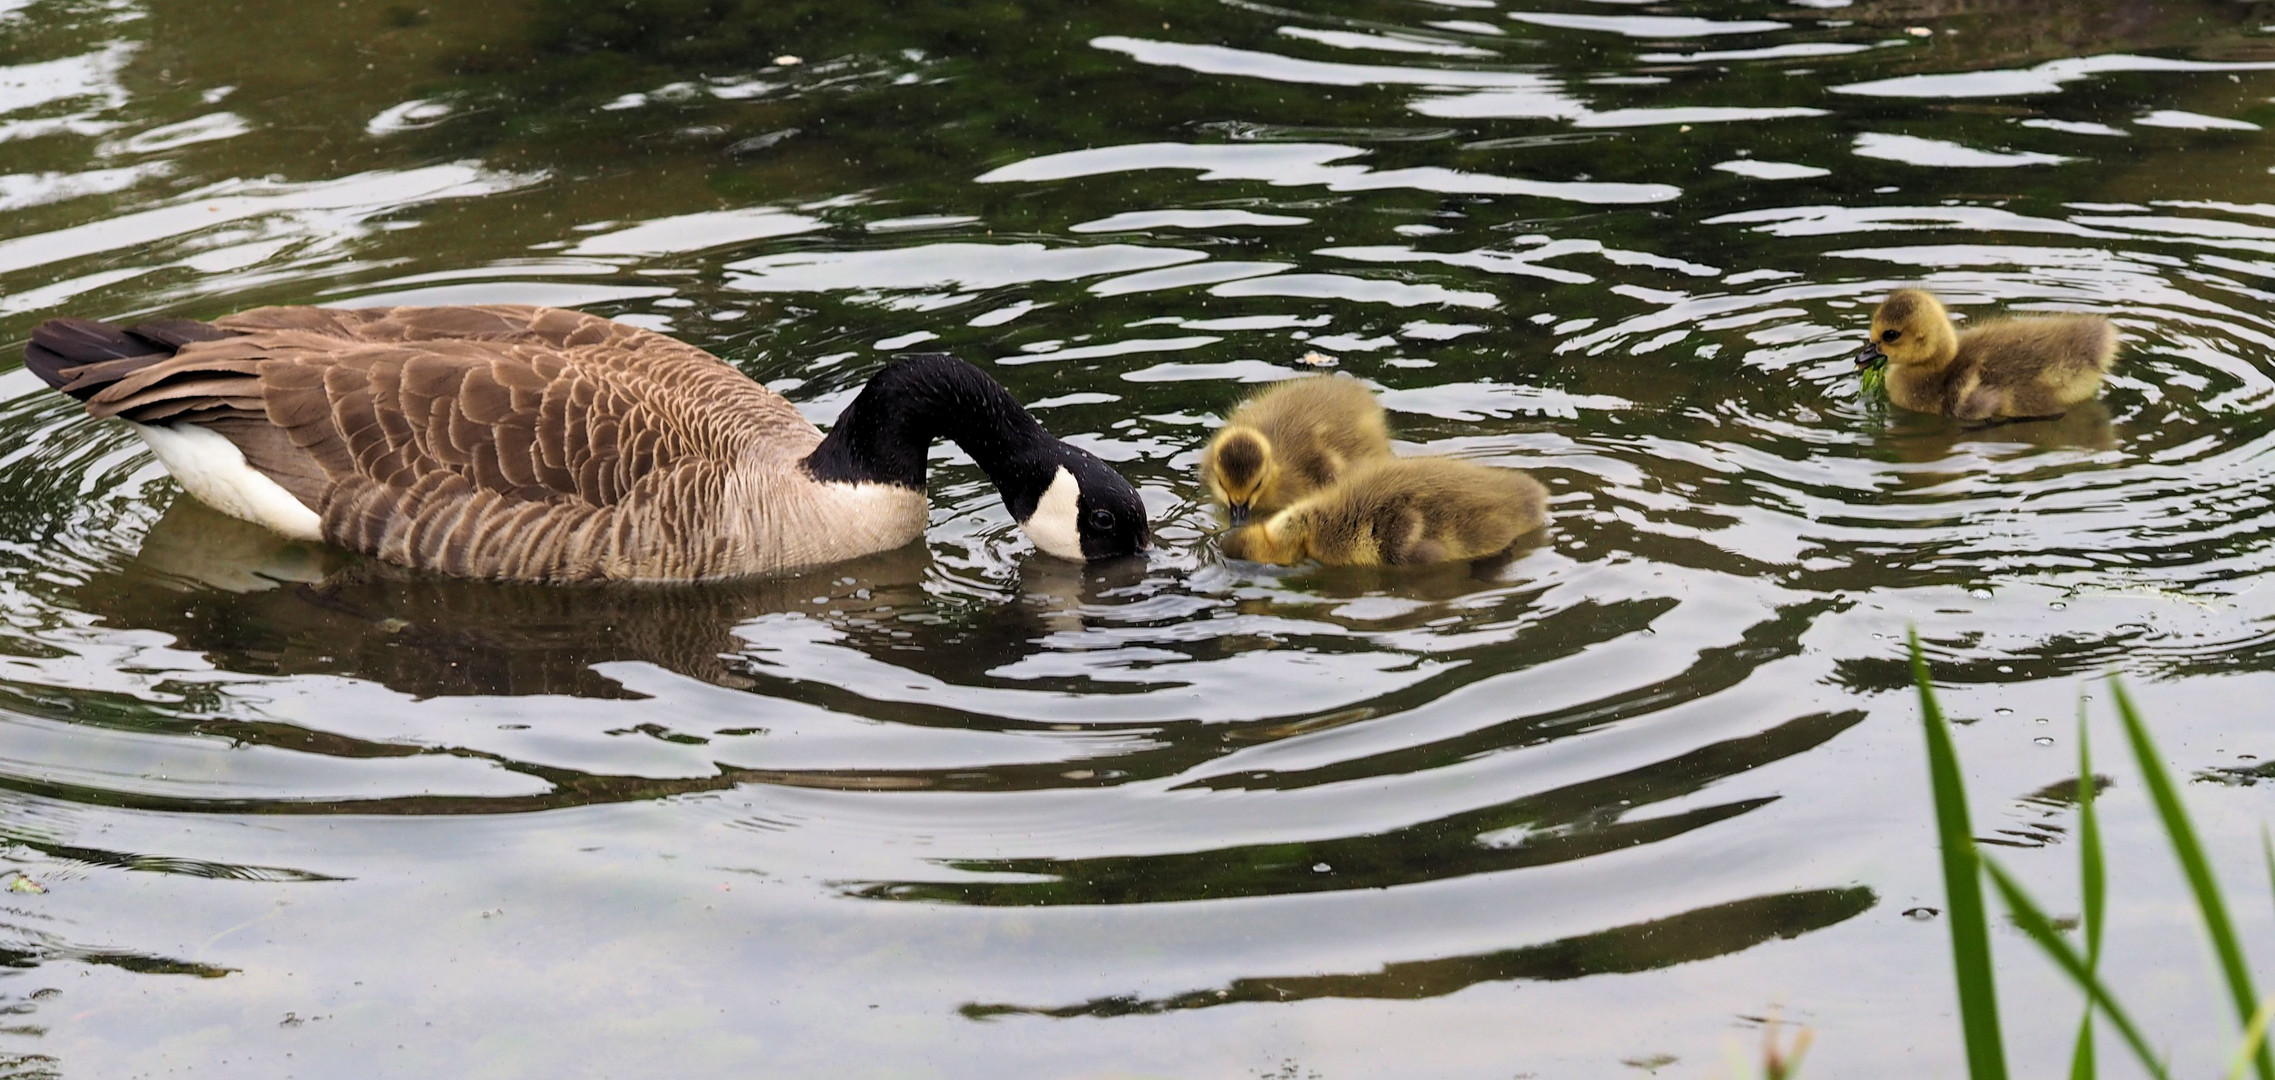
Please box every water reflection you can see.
[62,497,1179,743]
[6,0,2275,1074]
[1879,400,2120,462]
[963,886,1874,1018]
[856,707,1860,905]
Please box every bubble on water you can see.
[1904,907,1939,920]
[2034,737,2056,746]
[2035,717,2050,725]
[2048,601,2067,610]
[1312,863,1331,873]
[1994,707,2014,716]
[1969,588,1994,599]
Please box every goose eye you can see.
[1086,508,1115,532]
[1880,329,1901,343]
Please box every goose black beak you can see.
[1855,342,1886,371]
[1227,503,1251,527]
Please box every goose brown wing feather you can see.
[75,304,831,580]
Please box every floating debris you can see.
[727,128,800,156]
[1906,26,1934,37]
[6,874,44,894]
[1296,350,1340,368]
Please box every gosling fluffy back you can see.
[1222,457,1548,566]
[1866,289,2118,419]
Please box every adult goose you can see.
[22,304,1151,582]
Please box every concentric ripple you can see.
[5,0,2275,1076]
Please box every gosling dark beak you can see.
[1855,341,1886,371]
[1227,503,1251,527]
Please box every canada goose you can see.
[1218,456,1548,567]
[1198,375,1391,525]
[1856,289,2118,420]
[22,304,1150,582]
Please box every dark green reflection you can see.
[854,709,1863,905]
[0,939,231,981]
[962,886,1875,1018]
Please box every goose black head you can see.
[803,353,1153,562]
[1008,440,1151,562]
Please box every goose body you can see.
[1219,456,1547,567]
[24,305,1149,581]
[1857,289,2119,420]
[1198,375,1391,525]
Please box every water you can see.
[6,0,2275,1075]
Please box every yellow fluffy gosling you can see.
[1219,456,1548,567]
[1199,375,1391,525]
[1857,288,2119,420]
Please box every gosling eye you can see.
[1086,508,1116,532]
[1880,329,1901,343]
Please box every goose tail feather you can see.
[25,317,236,401]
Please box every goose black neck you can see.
[803,354,1056,492]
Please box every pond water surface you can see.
[8,0,2275,1076]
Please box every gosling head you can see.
[1203,426,1279,526]
[1857,288,1960,372]
[1011,440,1153,563]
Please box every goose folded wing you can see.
[81,316,755,515]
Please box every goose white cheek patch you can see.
[1022,466,1085,561]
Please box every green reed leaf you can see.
[1859,358,1887,399]
[1912,630,2007,1080]
[1986,862,2169,1080]
[2072,707,2105,1080]
[2110,677,2272,1080]
[2261,827,2275,936]
[2232,998,2275,1080]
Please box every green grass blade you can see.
[2261,827,2275,930]
[1912,630,2008,1080]
[1986,862,2170,1080]
[2070,1011,2096,1080]
[2110,677,2272,1080]
[2079,709,2106,966]
[2071,708,2105,1080]
[2232,998,2275,1080]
